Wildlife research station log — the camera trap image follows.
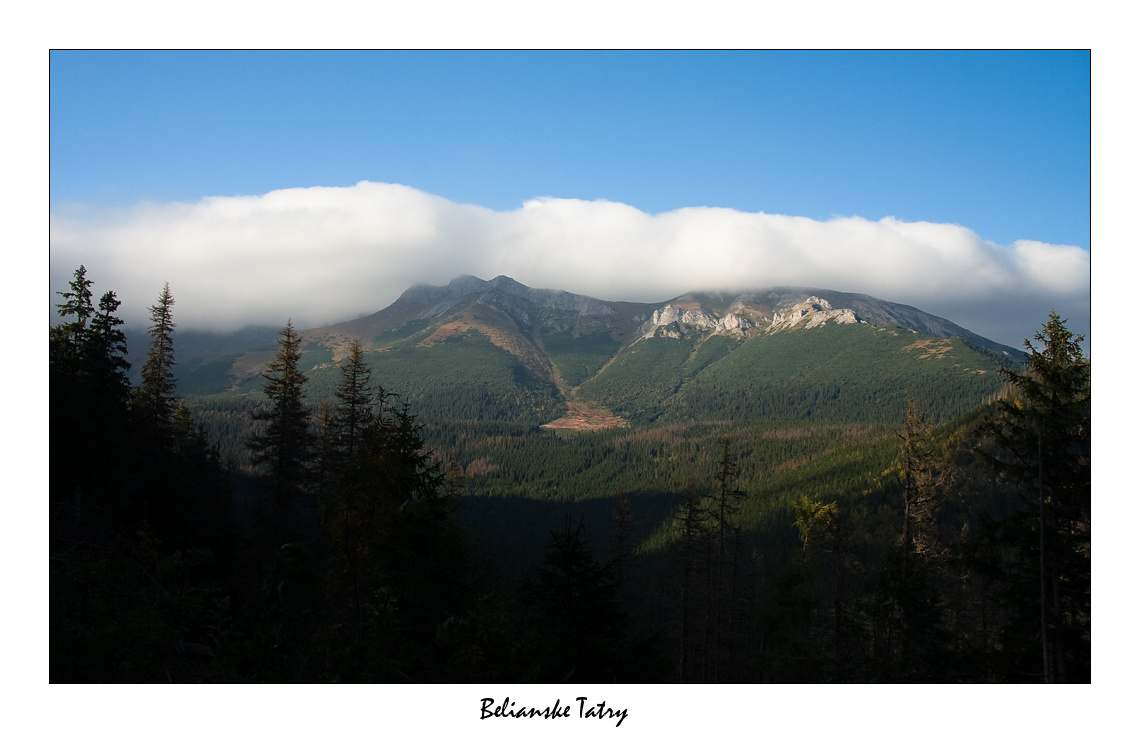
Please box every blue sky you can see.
[49,50,1091,348]
[51,50,1089,248]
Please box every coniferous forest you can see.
[49,265,1091,683]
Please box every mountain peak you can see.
[441,274,523,289]
[431,274,526,298]
[447,274,487,288]
[364,276,1021,361]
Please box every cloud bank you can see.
[49,181,1090,350]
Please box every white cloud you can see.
[49,180,1090,350]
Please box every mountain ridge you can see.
[311,274,1021,356]
[163,274,1023,430]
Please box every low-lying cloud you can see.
[49,180,1090,350]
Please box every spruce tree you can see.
[334,338,375,459]
[873,399,956,681]
[53,265,95,360]
[136,283,178,439]
[321,394,469,679]
[85,290,134,495]
[248,320,312,532]
[708,439,745,681]
[896,397,949,558]
[87,290,132,407]
[982,311,1090,682]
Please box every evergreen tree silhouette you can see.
[248,320,312,539]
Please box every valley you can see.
[166,276,1024,568]
[171,275,1022,582]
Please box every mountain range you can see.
[167,275,1022,430]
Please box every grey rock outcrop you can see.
[768,296,860,331]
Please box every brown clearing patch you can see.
[541,400,628,431]
[774,456,810,473]
[464,456,500,478]
[416,320,475,346]
[903,339,954,359]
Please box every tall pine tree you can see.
[52,265,94,362]
[982,311,1090,682]
[334,338,375,459]
[248,320,312,537]
[136,283,178,440]
[87,291,132,403]
[85,290,133,497]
